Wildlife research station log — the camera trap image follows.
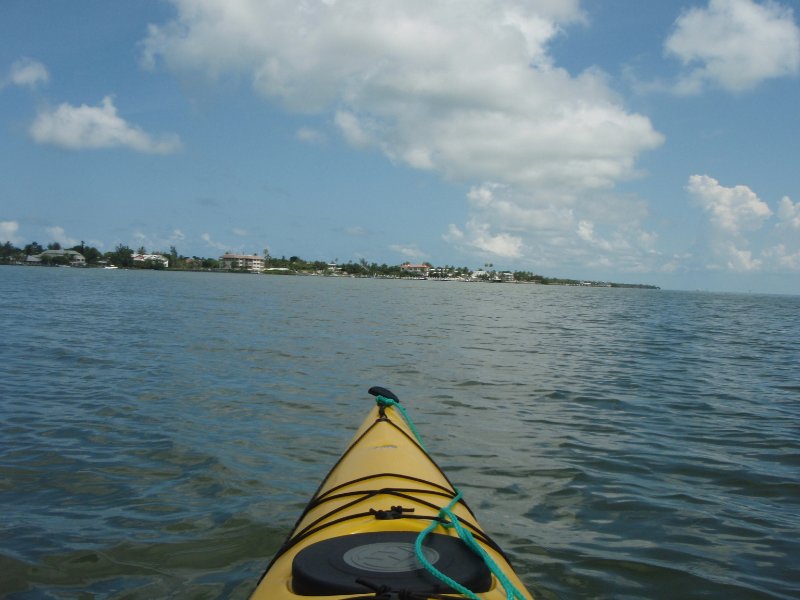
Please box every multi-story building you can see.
[220,253,265,272]
[399,263,430,277]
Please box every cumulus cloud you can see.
[6,57,50,88]
[142,1,664,269]
[666,0,800,94]
[687,174,800,273]
[45,226,78,248]
[777,196,800,229]
[688,174,772,234]
[29,96,182,154]
[762,243,800,269]
[448,181,659,271]
[467,221,525,259]
[1,220,21,244]
[722,242,762,271]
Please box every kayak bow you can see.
[251,387,534,600]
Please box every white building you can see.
[34,249,86,266]
[400,263,430,277]
[132,253,169,268]
[220,253,265,272]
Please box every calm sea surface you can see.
[1,267,798,599]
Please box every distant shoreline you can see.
[1,262,661,289]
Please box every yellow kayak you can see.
[251,387,534,600]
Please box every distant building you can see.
[220,253,265,272]
[133,253,169,268]
[500,271,515,282]
[400,263,430,277]
[33,249,86,266]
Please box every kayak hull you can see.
[251,392,533,600]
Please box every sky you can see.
[1,0,799,294]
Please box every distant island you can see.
[0,240,660,289]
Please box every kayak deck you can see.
[251,387,533,599]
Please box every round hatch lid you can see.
[291,531,492,595]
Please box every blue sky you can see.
[1,0,798,293]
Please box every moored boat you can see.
[251,387,533,600]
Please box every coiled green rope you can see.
[415,490,527,600]
[374,394,527,600]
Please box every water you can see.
[1,267,798,599]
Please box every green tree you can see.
[24,241,44,255]
[108,244,134,267]
[1,241,21,260]
[71,244,101,264]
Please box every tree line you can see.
[1,239,659,288]
[0,240,220,270]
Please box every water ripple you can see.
[1,270,798,599]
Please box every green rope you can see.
[415,490,527,600]
[372,395,526,599]
[374,394,427,452]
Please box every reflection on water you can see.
[1,268,798,599]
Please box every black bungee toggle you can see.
[369,505,415,520]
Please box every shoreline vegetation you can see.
[1,240,660,289]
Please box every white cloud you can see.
[666,0,800,94]
[467,220,524,258]
[444,218,524,259]
[449,182,661,271]
[777,196,800,229]
[45,226,78,248]
[201,232,228,251]
[688,174,772,234]
[232,227,249,236]
[6,57,50,88]
[142,1,665,271]
[763,243,800,269]
[29,96,182,154]
[443,224,465,242]
[763,196,800,271]
[334,111,374,149]
[686,175,800,273]
[576,220,596,244]
[389,243,427,261]
[1,220,21,244]
[722,241,762,271]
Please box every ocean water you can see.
[1,267,798,599]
